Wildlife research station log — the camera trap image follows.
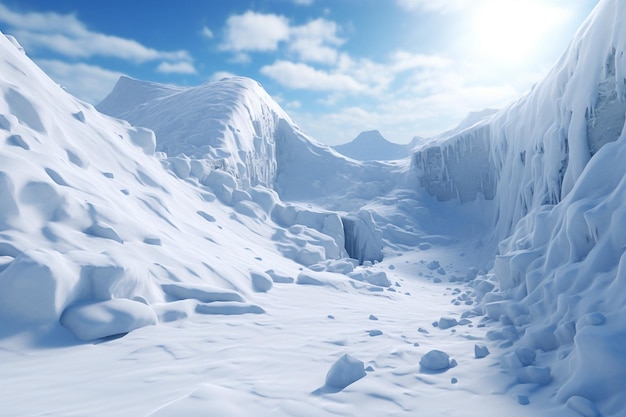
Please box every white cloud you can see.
[220,11,290,52]
[289,19,344,64]
[260,61,366,92]
[389,51,452,72]
[36,59,123,104]
[0,3,191,63]
[395,0,469,13]
[156,61,197,74]
[201,26,214,39]
[219,12,343,64]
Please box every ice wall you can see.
[411,0,626,244]
[416,1,626,413]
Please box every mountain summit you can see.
[333,130,413,161]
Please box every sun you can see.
[470,0,570,63]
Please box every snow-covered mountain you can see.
[3,0,626,415]
[332,130,415,161]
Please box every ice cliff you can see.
[411,0,626,413]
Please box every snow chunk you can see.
[341,212,383,265]
[296,270,344,288]
[438,316,458,330]
[347,269,391,287]
[474,344,490,359]
[250,271,273,292]
[162,283,245,303]
[420,350,451,371]
[195,302,264,315]
[0,250,81,324]
[60,298,157,341]
[324,354,366,390]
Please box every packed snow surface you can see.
[2,0,626,415]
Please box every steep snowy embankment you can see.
[0,32,356,335]
[412,0,626,243]
[411,1,626,415]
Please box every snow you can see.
[2,0,626,414]
[333,130,414,161]
[322,354,367,391]
[420,350,452,371]
[60,298,157,341]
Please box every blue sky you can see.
[0,0,599,145]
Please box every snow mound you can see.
[60,298,157,341]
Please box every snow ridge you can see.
[99,76,290,189]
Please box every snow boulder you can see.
[347,269,391,287]
[474,344,490,359]
[0,250,82,324]
[420,350,452,371]
[60,298,157,341]
[324,354,366,391]
[250,271,273,292]
[161,283,245,303]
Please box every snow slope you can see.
[333,130,415,161]
[410,0,626,414]
[0,31,356,334]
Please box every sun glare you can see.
[470,0,569,64]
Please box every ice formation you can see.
[410,0,626,413]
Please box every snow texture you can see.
[3,1,626,413]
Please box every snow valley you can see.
[1,1,626,416]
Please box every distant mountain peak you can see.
[333,130,411,161]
